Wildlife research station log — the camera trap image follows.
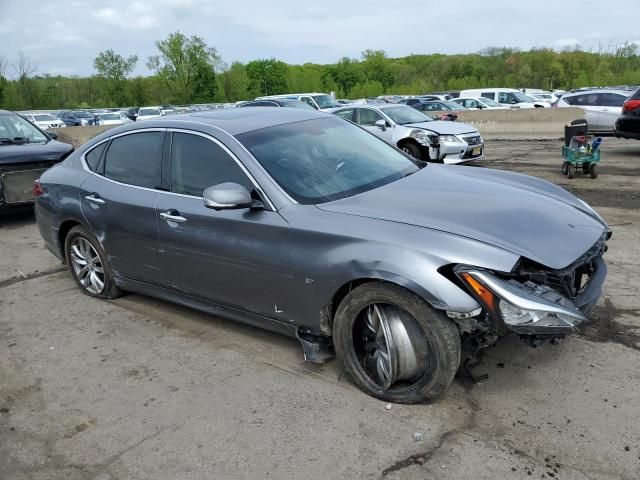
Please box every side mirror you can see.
[375,119,387,131]
[47,131,58,139]
[203,182,257,210]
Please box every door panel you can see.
[156,194,292,318]
[80,174,160,283]
[356,108,393,143]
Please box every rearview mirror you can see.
[203,182,256,210]
[375,119,387,131]
[47,131,58,139]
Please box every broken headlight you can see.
[455,267,586,331]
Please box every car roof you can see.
[562,89,630,97]
[126,107,329,136]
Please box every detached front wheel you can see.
[333,283,460,404]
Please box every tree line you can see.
[1,32,639,110]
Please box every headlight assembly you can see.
[456,267,586,332]
[439,135,463,144]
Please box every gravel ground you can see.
[1,138,639,480]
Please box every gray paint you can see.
[35,109,609,338]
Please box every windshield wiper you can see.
[0,137,29,145]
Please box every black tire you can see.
[399,142,424,161]
[561,161,569,175]
[333,282,461,404]
[64,225,121,299]
[567,164,576,179]
[590,163,598,179]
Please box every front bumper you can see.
[440,135,485,164]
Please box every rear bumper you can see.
[614,116,640,139]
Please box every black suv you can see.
[614,87,640,140]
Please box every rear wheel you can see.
[333,283,460,403]
[590,163,598,179]
[399,142,424,161]
[567,164,576,179]
[64,225,121,299]
[561,161,569,175]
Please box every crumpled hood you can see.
[318,165,608,270]
[0,140,73,166]
[404,120,477,135]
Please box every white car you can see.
[332,104,484,164]
[451,97,506,110]
[459,88,548,108]
[556,89,630,133]
[97,111,133,126]
[136,107,163,121]
[256,93,340,110]
[21,112,66,129]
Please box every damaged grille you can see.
[509,234,607,300]
[463,135,483,146]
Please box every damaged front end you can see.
[450,232,609,346]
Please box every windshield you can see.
[312,95,340,109]
[381,105,432,124]
[512,92,530,103]
[236,117,419,204]
[0,113,48,143]
[139,108,160,116]
[442,101,466,110]
[34,114,56,121]
[74,111,93,118]
[480,97,501,107]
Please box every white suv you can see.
[556,89,630,133]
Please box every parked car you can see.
[97,111,133,126]
[136,107,163,121]
[256,93,340,110]
[529,92,557,104]
[34,107,610,403]
[126,107,140,122]
[556,89,630,134]
[451,97,505,110]
[20,112,66,129]
[0,110,73,210]
[61,110,98,126]
[614,87,640,140]
[237,99,314,109]
[332,104,483,163]
[459,88,548,108]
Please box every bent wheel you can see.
[333,283,460,403]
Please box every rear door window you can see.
[481,92,495,100]
[103,132,164,188]
[356,109,384,126]
[335,109,355,121]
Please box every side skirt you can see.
[114,275,299,339]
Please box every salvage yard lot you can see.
[1,139,639,480]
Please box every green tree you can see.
[147,31,221,103]
[361,50,394,91]
[245,58,288,96]
[93,49,138,105]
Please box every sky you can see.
[1,0,639,78]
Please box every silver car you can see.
[35,108,609,403]
[557,89,630,133]
[332,104,484,164]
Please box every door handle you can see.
[85,194,105,205]
[160,211,187,223]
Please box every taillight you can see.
[622,99,640,113]
[33,179,44,197]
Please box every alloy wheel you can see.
[355,303,426,390]
[69,237,105,294]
